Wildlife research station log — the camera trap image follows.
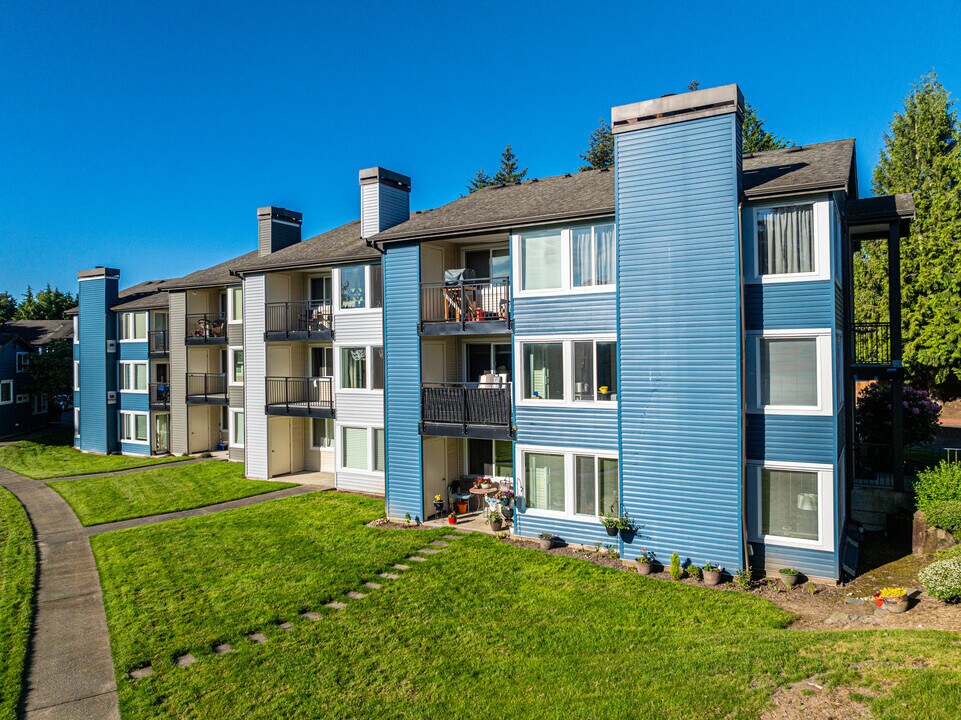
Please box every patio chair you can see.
[448,478,473,514]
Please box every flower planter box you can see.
[703,570,721,586]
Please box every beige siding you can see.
[244,274,268,478]
[169,292,188,455]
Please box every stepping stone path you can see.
[364,582,382,590]
[393,564,411,571]
[129,666,153,680]
[429,540,450,547]
[419,548,441,554]
[346,590,367,600]
[301,611,321,621]
[407,556,427,562]
[379,572,400,580]
[247,632,268,644]
[278,622,294,631]
[444,535,461,541]
[325,601,347,611]
[213,644,234,655]
[175,654,196,668]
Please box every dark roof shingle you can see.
[233,220,379,274]
[742,139,856,199]
[0,320,73,345]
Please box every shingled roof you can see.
[161,250,262,290]
[742,138,856,199]
[109,279,173,311]
[233,220,379,274]
[0,320,73,345]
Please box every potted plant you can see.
[637,548,654,576]
[496,488,514,507]
[489,511,505,532]
[538,532,554,551]
[686,564,702,582]
[779,567,800,589]
[433,494,444,514]
[599,503,620,537]
[455,500,468,515]
[702,562,722,586]
[476,476,492,489]
[448,513,457,526]
[878,587,909,613]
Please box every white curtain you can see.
[596,224,615,285]
[758,205,814,275]
[572,228,593,287]
[522,232,562,290]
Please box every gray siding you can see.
[228,386,244,408]
[361,183,409,238]
[335,392,384,426]
[169,292,188,455]
[227,321,243,346]
[244,275,268,478]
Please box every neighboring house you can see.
[1,319,74,351]
[70,84,912,581]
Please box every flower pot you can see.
[703,570,721,587]
[433,502,444,513]
[448,516,457,525]
[780,572,799,588]
[637,562,652,576]
[455,501,468,515]
[538,537,553,551]
[490,519,504,532]
[882,596,909,614]
[605,526,618,537]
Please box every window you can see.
[73,316,79,344]
[310,346,334,377]
[74,407,80,437]
[575,456,619,517]
[756,204,814,276]
[341,347,367,389]
[374,428,386,472]
[467,439,513,478]
[370,264,383,309]
[120,312,148,340]
[572,223,615,288]
[16,394,29,403]
[229,348,244,385]
[311,418,334,449]
[228,286,243,323]
[751,461,834,551]
[310,276,333,306]
[520,230,562,291]
[31,394,48,415]
[15,352,30,373]
[229,410,245,448]
[120,362,148,392]
[522,343,563,400]
[0,381,12,405]
[465,247,510,280]
[760,338,817,407]
[342,426,369,470]
[573,340,617,402]
[371,347,385,390]
[340,266,367,309]
[74,361,80,391]
[525,452,566,512]
[120,412,148,443]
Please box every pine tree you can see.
[467,168,494,194]
[742,103,791,153]
[579,118,614,171]
[493,144,527,185]
[867,72,961,394]
[14,284,76,320]
[0,291,17,325]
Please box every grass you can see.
[0,428,185,480]
[49,462,295,526]
[91,493,961,719]
[0,488,35,718]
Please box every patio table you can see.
[469,485,498,516]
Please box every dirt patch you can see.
[761,679,874,720]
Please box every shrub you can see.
[669,552,682,581]
[935,544,961,561]
[919,559,961,603]
[915,462,961,512]
[686,564,702,581]
[734,568,752,589]
[924,500,961,533]
[855,382,941,446]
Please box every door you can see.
[154,413,170,454]
[155,363,169,384]
[310,346,334,377]
[269,417,291,476]
[422,341,446,383]
[188,405,209,453]
[309,276,332,313]
[423,437,448,520]
[268,345,292,377]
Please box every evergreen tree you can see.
[14,284,76,320]
[27,338,72,410]
[0,291,17,325]
[866,72,961,394]
[493,144,527,185]
[742,102,791,153]
[467,168,494,194]
[579,118,614,171]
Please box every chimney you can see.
[257,206,303,257]
[359,167,411,238]
[76,267,120,454]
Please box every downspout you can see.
[738,199,750,574]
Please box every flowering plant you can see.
[496,488,514,502]
[638,548,654,564]
[855,382,941,446]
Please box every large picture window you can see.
[750,461,833,551]
[120,362,148,392]
[229,348,244,385]
[120,312,147,341]
[522,343,564,400]
[519,338,618,405]
[757,204,815,276]
[517,223,615,295]
[573,340,617,402]
[342,426,369,470]
[522,447,619,519]
[760,338,817,407]
[520,230,562,291]
[525,452,566,513]
[120,412,148,443]
[574,456,619,517]
[340,266,367,309]
[341,347,368,389]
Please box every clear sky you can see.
[1,0,959,297]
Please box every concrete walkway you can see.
[0,468,120,720]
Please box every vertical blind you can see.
[757,204,814,275]
[342,427,368,470]
[526,453,565,512]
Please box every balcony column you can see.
[888,221,904,492]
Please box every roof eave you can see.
[231,251,382,276]
[743,180,849,201]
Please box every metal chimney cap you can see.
[359,167,412,191]
[612,84,744,134]
[256,206,303,223]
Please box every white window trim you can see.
[32,393,48,415]
[747,329,833,416]
[746,197,831,284]
[73,361,80,391]
[0,380,13,405]
[15,352,30,373]
[73,316,79,344]
[334,265,383,315]
[119,411,150,445]
[309,417,335,450]
[119,311,149,342]
[748,459,835,552]
[334,344,384,394]
[514,335,618,409]
[335,423,385,475]
[228,409,245,449]
[228,346,244,386]
[227,285,243,324]
[511,221,616,298]
[119,361,149,393]
[516,444,619,522]
[74,407,80,437]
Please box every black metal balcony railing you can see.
[421,382,513,439]
[149,383,170,409]
[853,322,891,366]
[265,376,334,417]
[264,301,333,340]
[420,278,511,334]
[148,330,169,356]
[185,373,227,404]
[185,313,227,343]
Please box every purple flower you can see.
[913,407,920,415]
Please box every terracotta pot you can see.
[703,570,721,587]
[883,595,909,614]
[490,519,504,532]
[637,561,652,576]
[448,517,456,525]
[538,537,553,551]
[780,572,799,588]
[455,502,468,515]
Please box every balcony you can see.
[853,322,891,366]
[148,383,170,410]
[265,376,335,418]
[264,301,333,342]
[185,373,227,405]
[185,313,227,345]
[148,330,169,357]
[421,381,513,440]
[420,276,511,336]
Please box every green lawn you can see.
[0,488,35,719]
[91,493,961,719]
[0,430,185,480]
[49,462,295,526]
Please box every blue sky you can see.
[1,0,959,297]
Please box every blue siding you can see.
[744,281,835,330]
[615,113,744,571]
[515,406,618,451]
[746,414,836,465]
[78,276,119,453]
[383,242,423,521]
[515,513,616,548]
[118,340,148,361]
[749,543,838,580]
[120,441,151,456]
[119,391,149,413]
[513,292,616,335]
